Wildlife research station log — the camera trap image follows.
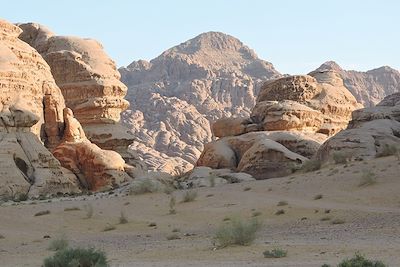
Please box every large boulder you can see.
[316,93,400,162]
[53,108,132,191]
[197,132,307,179]
[0,20,81,200]
[18,23,136,165]
[254,72,362,136]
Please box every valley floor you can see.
[1,156,400,267]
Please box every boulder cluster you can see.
[197,70,362,179]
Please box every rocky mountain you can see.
[119,32,281,174]
[314,61,400,107]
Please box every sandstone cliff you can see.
[17,23,136,165]
[0,20,81,199]
[314,61,400,107]
[120,32,281,174]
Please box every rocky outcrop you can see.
[316,93,400,162]
[255,72,363,136]
[17,23,135,164]
[314,61,400,107]
[0,20,81,200]
[53,108,131,191]
[197,132,308,179]
[197,69,361,179]
[120,32,281,174]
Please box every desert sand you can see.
[1,155,399,267]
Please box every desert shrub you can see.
[84,204,94,219]
[182,190,197,202]
[102,224,116,232]
[43,247,108,267]
[376,144,398,158]
[314,194,323,200]
[301,159,322,172]
[277,201,288,206]
[34,210,50,216]
[333,152,349,164]
[166,233,180,240]
[263,248,287,258]
[331,218,346,225]
[48,236,69,251]
[119,211,128,224]
[129,178,160,195]
[336,253,386,267]
[169,195,176,214]
[214,217,261,248]
[359,170,376,186]
[275,209,285,215]
[64,207,80,212]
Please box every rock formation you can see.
[53,108,131,191]
[119,32,281,174]
[316,92,400,162]
[197,69,362,179]
[0,19,81,200]
[314,61,400,107]
[17,23,136,165]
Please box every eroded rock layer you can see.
[0,20,80,199]
[316,92,400,162]
[17,23,134,163]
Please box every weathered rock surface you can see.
[18,23,135,164]
[53,108,132,191]
[197,132,307,179]
[314,61,400,107]
[255,72,362,136]
[176,166,255,188]
[120,32,281,173]
[0,20,81,199]
[316,93,400,162]
[197,69,361,179]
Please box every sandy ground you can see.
[1,156,400,267]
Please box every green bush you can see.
[182,190,197,202]
[376,144,398,158]
[214,217,261,248]
[129,178,160,195]
[301,159,322,172]
[263,248,287,258]
[359,170,376,186]
[333,152,349,164]
[321,253,387,267]
[48,236,69,251]
[43,247,108,267]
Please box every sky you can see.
[2,0,399,74]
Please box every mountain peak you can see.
[315,61,343,72]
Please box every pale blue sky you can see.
[2,0,399,74]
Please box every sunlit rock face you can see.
[197,69,362,179]
[18,23,135,164]
[0,19,81,200]
[316,92,400,163]
[314,61,400,107]
[120,31,281,174]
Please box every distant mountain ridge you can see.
[313,61,400,106]
[120,32,400,174]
